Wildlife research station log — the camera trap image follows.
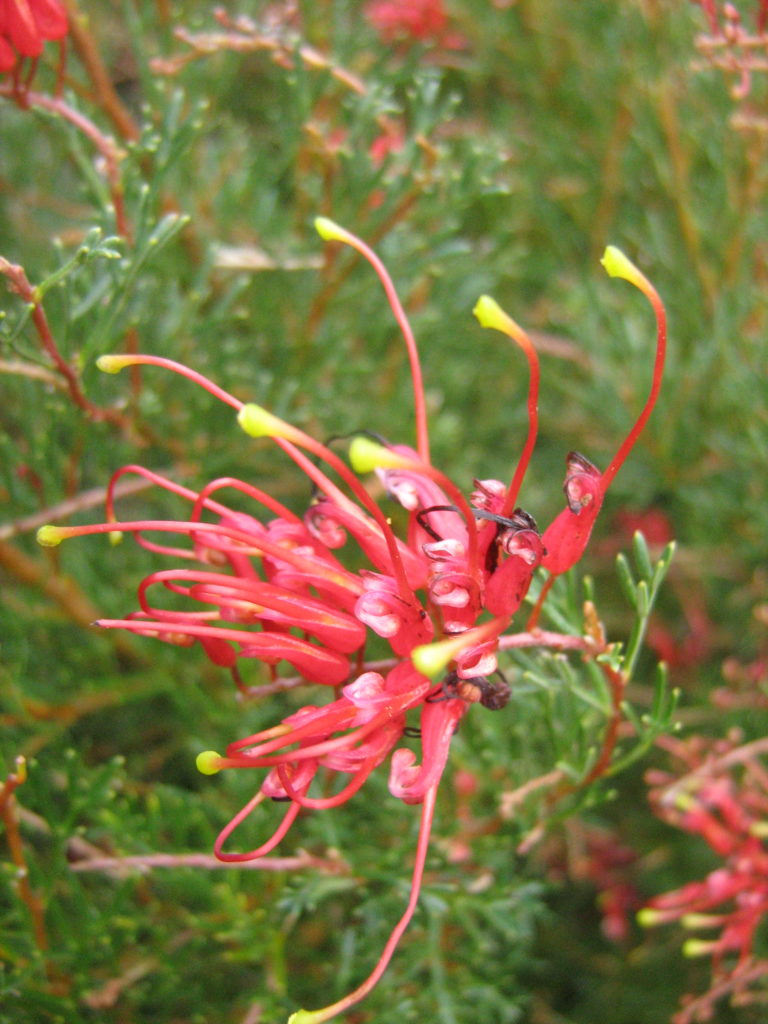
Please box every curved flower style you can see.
[38,220,666,1023]
[0,0,67,75]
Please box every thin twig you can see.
[0,472,169,541]
[70,849,350,876]
[61,0,140,143]
[0,258,132,428]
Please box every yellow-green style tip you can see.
[348,436,410,474]
[600,246,646,290]
[196,750,222,776]
[37,525,66,548]
[473,295,501,328]
[96,354,133,374]
[473,295,516,333]
[411,639,457,679]
[314,216,351,244]
[682,939,714,959]
[238,403,286,439]
[287,1011,324,1024]
[473,295,532,352]
[681,913,721,930]
[638,913,663,929]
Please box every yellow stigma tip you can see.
[36,525,65,548]
[411,639,456,679]
[600,246,645,290]
[196,751,222,775]
[636,908,661,928]
[682,939,712,959]
[314,216,350,244]
[348,436,407,474]
[96,354,132,374]
[237,403,285,439]
[473,295,506,331]
[473,295,530,349]
[681,913,720,930]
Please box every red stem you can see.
[327,228,431,464]
[298,784,439,1022]
[501,327,540,519]
[601,275,667,490]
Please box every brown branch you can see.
[0,258,133,430]
[580,662,627,787]
[69,849,350,876]
[61,0,140,143]
[0,472,166,542]
[0,538,143,666]
[0,758,52,974]
[151,10,366,97]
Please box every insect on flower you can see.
[37,219,666,1023]
[430,669,512,710]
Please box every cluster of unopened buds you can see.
[641,735,768,1023]
[38,219,666,1022]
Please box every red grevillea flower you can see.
[365,0,465,48]
[38,221,665,1023]
[641,737,768,1023]
[0,0,67,74]
[366,0,446,41]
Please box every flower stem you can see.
[288,783,438,1023]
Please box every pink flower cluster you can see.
[642,735,768,1023]
[39,220,665,1023]
[0,0,67,75]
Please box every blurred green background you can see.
[1,2,766,1022]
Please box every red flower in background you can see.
[366,0,447,41]
[642,736,768,1023]
[365,0,465,48]
[0,0,67,73]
